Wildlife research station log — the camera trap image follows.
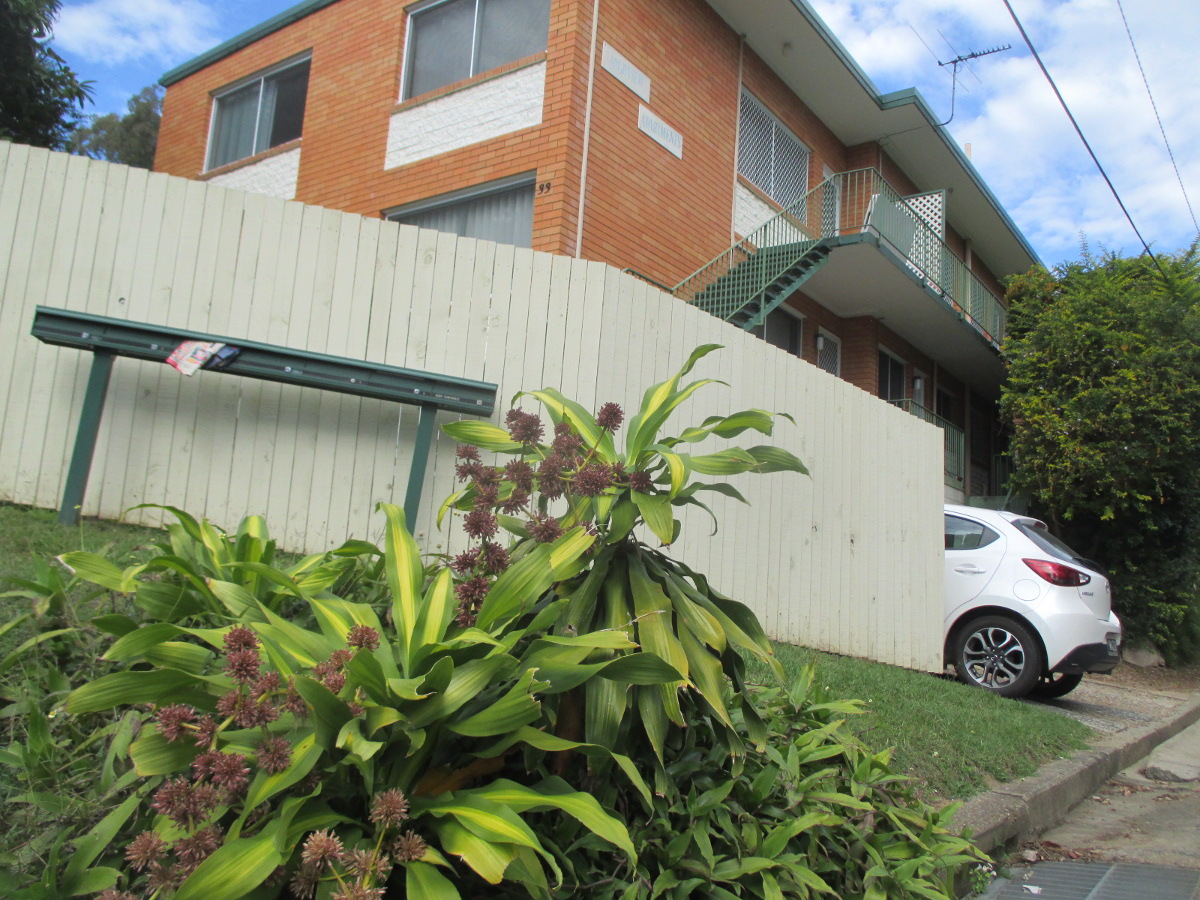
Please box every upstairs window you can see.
[207,58,310,171]
[403,0,551,100]
[387,176,534,248]
[738,90,810,211]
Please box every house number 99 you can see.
[536,181,552,195]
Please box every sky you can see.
[49,0,1200,267]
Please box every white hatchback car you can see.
[944,504,1122,699]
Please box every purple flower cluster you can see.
[289,790,421,898]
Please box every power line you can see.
[1114,0,1198,234]
[999,0,1168,278]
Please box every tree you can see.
[1000,245,1200,661]
[0,0,92,149]
[68,84,162,169]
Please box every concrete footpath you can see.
[954,691,1200,854]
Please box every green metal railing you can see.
[890,398,965,488]
[675,168,1008,348]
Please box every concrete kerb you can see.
[953,692,1200,855]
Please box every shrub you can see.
[4,345,983,898]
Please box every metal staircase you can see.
[674,177,838,330]
[688,239,832,330]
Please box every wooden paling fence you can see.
[0,144,945,670]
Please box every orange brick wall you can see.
[571,0,741,287]
[156,0,595,255]
[154,0,1011,333]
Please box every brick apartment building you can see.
[153,0,1040,501]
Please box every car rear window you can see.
[944,515,1000,550]
[1013,521,1091,566]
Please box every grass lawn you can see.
[0,502,1092,805]
[746,643,1092,802]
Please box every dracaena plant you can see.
[439,343,805,779]
[56,500,652,900]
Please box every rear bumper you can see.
[1056,638,1122,674]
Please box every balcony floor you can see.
[799,233,1006,396]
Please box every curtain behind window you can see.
[395,182,533,248]
[209,83,260,169]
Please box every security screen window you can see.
[738,89,810,210]
[207,58,311,171]
[404,0,551,100]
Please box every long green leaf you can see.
[411,568,457,668]
[60,790,144,893]
[476,528,592,631]
[67,668,210,714]
[746,444,810,475]
[687,448,759,475]
[406,655,516,729]
[469,777,637,864]
[448,668,544,737]
[520,387,616,458]
[632,492,675,545]
[0,628,77,675]
[435,819,519,884]
[406,861,461,899]
[129,728,200,776]
[171,821,282,900]
[625,344,723,463]
[379,503,423,673]
[56,552,135,592]
[442,420,523,452]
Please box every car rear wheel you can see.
[1029,671,1083,699]
[953,615,1044,698]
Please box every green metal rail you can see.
[890,398,965,489]
[31,306,497,527]
[675,168,1008,349]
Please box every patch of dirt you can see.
[1013,840,1107,864]
[1095,660,1200,694]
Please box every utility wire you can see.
[1115,0,1198,234]
[999,0,1168,278]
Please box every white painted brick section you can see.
[208,147,301,199]
[733,182,807,246]
[386,64,545,170]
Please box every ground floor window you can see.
[755,307,804,358]
[878,349,905,402]
[386,177,534,247]
[816,330,840,376]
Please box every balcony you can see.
[889,399,965,490]
[676,168,1010,394]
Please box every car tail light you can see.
[1023,558,1091,586]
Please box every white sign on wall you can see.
[638,105,683,159]
[601,43,650,102]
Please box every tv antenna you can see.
[937,44,1011,126]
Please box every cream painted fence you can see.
[0,145,945,670]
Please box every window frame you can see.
[755,306,805,359]
[400,0,551,101]
[944,514,1000,551]
[877,347,906,403]
[816,328,841,376]
[205,54,311,173]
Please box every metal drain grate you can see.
[982,862,1200,899]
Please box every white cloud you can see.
[810,0,1200,263]
[56,0,219,66]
